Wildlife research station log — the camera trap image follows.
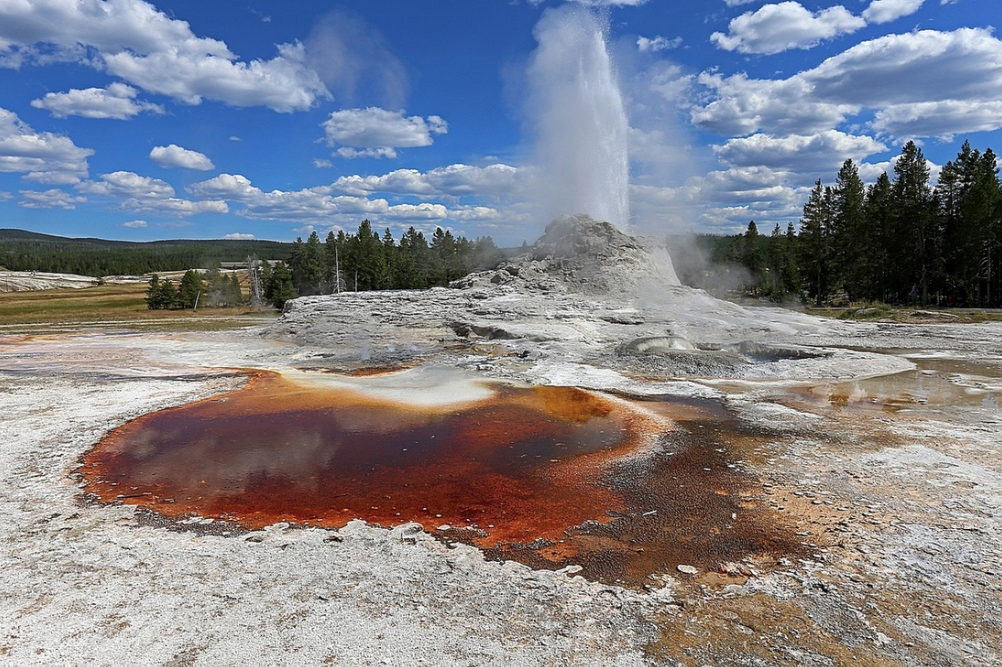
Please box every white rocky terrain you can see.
[0,271,98,292]
[2,216,1001,666]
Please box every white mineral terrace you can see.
[3,262,1001,665]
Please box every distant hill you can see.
[0,229,293,277]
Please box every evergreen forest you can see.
[144,268,244,310]
[0,229,291,277]
[676,140,1002,308]
[262,221,506,307]
[1,224,508,310]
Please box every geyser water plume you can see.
[526,6,630,230]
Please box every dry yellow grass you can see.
[0,283,278,331]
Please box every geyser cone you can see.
[453,214,680,296]
[531,214,680,293]
[526,6,630,229]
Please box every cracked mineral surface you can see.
[2,217,1001,665]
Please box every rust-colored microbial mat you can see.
[81,372,806,587]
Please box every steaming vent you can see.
[617,336,829,378]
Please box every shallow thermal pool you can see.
[81,366,807,587]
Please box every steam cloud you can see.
[304,10,409,109]
[525,6,631,230]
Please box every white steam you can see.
[525,6,631,230]
[304,10,408,109]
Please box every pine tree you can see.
[863,172,893,301]
[939,142,1002,305]
[287,236,304,289]
[831,159,867,301]
[228,273,243,305]
[157,278,179,310]
[350,220,387,290]
[381,227,396,287]
[782,223,801,297]
[799,180,835,305]
[397,227,430,289]
[202,267,224,307]
[299,231,326,295]
[765,224,786,299]
[742,221,763,292]
[145,274,163,310]
[325,230,349,294]
[890,141,936,304]
[178,269,204,309]
[264,261,297,308]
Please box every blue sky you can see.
[0,0,997,245]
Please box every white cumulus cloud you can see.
[322,108,448,159]
[871,100,1002,139]
[223,232,255,240]
[186,170,509,231]
[0,0,329,112]
[82,170,227,217]
[330,164,520,199]
[631,167,811,234]
[30,83,163,119]
[807,28,1002,108]
[18,188,86,209]
[122,196,228,217]
[150,144,215,171]
[636,35,683,52]
[82,171,175,198]
[693,28,1002,141]
[187,173,260,200]
[691,72,857,136]
[862,0,925,24]
[122,219,148,228]
[335,147,400,160]
[0,107,93,184]
[711,2,866,55]
[714,130,888,175]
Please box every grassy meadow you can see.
[0,281,279,332]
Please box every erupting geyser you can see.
[527,6,630,230]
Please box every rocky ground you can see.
[0,271,99,291]
[2,216,1000,665]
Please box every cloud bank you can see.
[30,83,164,119]
[322,108,448,159]
[711,2,866,55]
[150,145,215,171]
[0,0,329,112]
[0,107,93,184]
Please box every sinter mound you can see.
[453,214,679,295]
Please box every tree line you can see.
[260,221,507,307]
[2,224,511,311]
[0,230,292,277]
[145,267,243,310]
[676,140,1002,308]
